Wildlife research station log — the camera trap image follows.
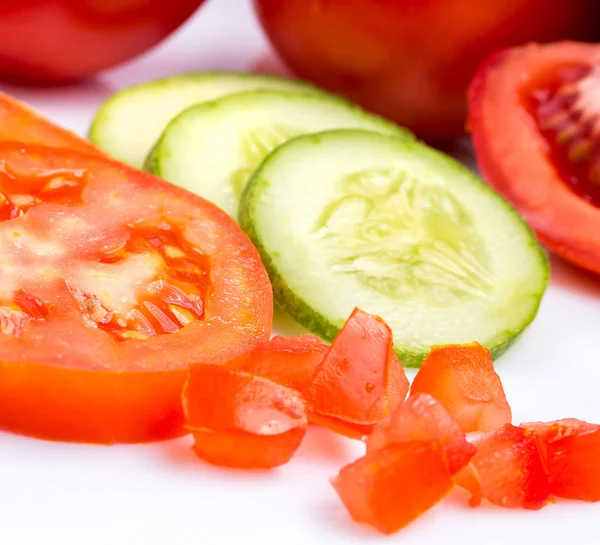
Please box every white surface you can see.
[1,1,600,543]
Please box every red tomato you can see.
[0,0,205,82]
[469,42,600,275]
[225,334,329,392]
[0,143,272,444]
[253,0,599,141]
[410,343,512,433]
[184,365,307,469]
[332,442,454,535]
[522,419,600,502]
[303,308,409,439]
[0,91,103,155]
[455,424,550,509]
[367,393,476,475]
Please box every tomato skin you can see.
[0,1,205,83]
[254,0,599,141]
[522,419,600,502]
[455,424,551,509]
[0,143,272,444]
[469,42,600,275]
[225,334,329,392]
[367,393,476,475]
[410,343,511,433]
[332,442,454,535]
[303,308,409,438]
[184,365,307,469]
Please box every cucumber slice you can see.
[147,90,411,219]
[89,72,320,168]
[240,130,549,367]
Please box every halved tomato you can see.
[184,364,307,469]
[469,41,600,274]
[522,419,600,502]
[367,393,476,475]
[0,92,103,155]
[303,308,409,439]
[410,343,512,433]
[0,143,272,443]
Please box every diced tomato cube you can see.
[332,441,454,535]
[225,334,329,391]
[367,393,476,474]
[455,424,550,509]
[410,342,512,433]
[183,364,307,469]
[303,308,409,438]
[521,419,600,502]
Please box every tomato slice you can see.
[0,143,272,443]
[469,41,600,274]
[522,419,600,502]
[367,393,476,475]
[0,92,103,155]
[332,441,454,535]
[455,424,550,509]
[184,364,307,469]
[225,334,329,391]
[303,308,409,439]
[410,342,511,433]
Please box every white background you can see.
[1,0,600,543]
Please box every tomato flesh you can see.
[522,419,600,502]
[455,424,550,509]
[0,143,272,443]
[410,343,511,433]
[367,393,475,475]
[184,365,307,469]
[225,334,329,392]
[332,442,453,535]
[303,308,409,438]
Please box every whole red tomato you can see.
[253,0,599,141]
[0,0,205,83]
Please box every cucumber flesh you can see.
[240,130,549,367]
[147,90,411,219]
[88,72,320,168]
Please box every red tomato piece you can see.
[303,308,409,439]
[0,92,104,155]
[367,393,476,474]
[184,364,307,469]
[225,334,329,391]
[332,441,454,535]
[0,143,272,444]
[455,424,550,509]
[410,342,511,433]
[469,42,600,274]
[522,419,600,502]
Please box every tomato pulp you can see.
[0,0,205,83]
[254,0,599,140]
[469,42,600,274]
[0,144,272,443]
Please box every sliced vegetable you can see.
[367,393,476,474]
[0,92,102,155]
[0,142,272,443]
[332,442,454,535]
[240,129,549,366]
[184,364,307,469]
[456,424,550,509]
[303,308,409,438]
[89,72,320,168]
[410,342,512,432]
[225,334,329,391]
[522,419,600,502]
[469,41,600,274]
[146,90,410,218]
